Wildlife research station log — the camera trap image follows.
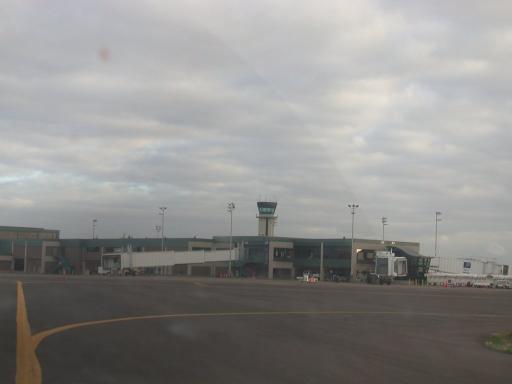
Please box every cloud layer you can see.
[1,0,511,264]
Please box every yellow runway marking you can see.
[16,281,41,384]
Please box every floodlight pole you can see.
[92,219,97,239]
[227,202,235,277]
[435,211,442,270]
[159,207,167,252]
[348,204,359,279]
[381,217,388,243]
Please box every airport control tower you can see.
[257,201,278,237]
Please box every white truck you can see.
[367,251,408,285]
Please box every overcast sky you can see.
[1,0,511,263]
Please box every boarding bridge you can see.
[120,249,239,270]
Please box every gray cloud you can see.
[1,0,511,265]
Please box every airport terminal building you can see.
[0,203,431,280]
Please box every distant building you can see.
[0,203,432,279]
[0,231,428,279]
[0,226,60,272]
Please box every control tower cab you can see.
[257,201,277,237]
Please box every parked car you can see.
[494,280,511,289]
[473,280,492,288]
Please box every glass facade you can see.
[257,202,277,215]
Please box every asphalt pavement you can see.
[1,273,511,384]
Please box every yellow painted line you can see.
[193,282,208,287]
[31,309,511,351]
[31,310,400,349]
[16,281,41,384]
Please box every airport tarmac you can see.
[1,274,511,383]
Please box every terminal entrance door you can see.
[14,258,24,271]
[273,268,292,279]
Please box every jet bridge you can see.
[120,248,239,270]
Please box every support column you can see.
[10,240,14,271]
[41,242,46,274]
[24,241,28,273]
[186,264,192,276]
[267,243,274,279]
[320,241,324,281]
[350,243,358,280]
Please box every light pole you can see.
[227,202,235,277]
[159,207,167,252]
[348,204,359,279]
[381,217,388,243]
[92,219,98,239]
[435,211,442,271]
